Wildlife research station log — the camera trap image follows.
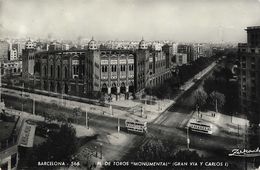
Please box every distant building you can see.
[200,44,213,58]
[238,26,260,124]
[151,42,163,51]
[62,44,70,51]
[177,44,194,63]
[172,43,178,55]
[193,44,201,61]
[175,53,188,66]
[49,42,62,51]
[9,48,18,61]
[0,41,9,61]
[1,60,22,77]
[12,43,23,59]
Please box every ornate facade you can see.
[22,38,173,100]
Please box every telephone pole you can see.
[215,99,218,113]
[117,117,120,133]
[32,97,35,115]
[0,59,1,102]
[187,127,190,150]
[22,83,24,112]
[86,107,89,129]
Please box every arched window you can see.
[57,65,60,79]
[50,65,53,78]
[44,66,47,77]
[65,67,68,79]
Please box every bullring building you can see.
[22,38,172,100]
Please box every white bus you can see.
[188,120,213,135]
[125,120,147,133]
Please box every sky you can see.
[1,0,260,43]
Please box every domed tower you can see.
[139,37,148,50]
[85,37,100,95]
[25,39,35,50]
[135,38,149,97]
[22,39,36,79]
[88,37,98,50]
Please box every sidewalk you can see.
[1,60,217,125]
[2,87,145,122]
[5,107,95,138]
[2,87,167,123]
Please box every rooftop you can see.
[246,26,260,31]
[36,48,136,56]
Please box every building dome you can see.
[25,39,35,49]
[88,37,98,50]
[139,38,147,50]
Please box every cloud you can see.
[0,0,259,42]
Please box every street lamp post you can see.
[110,104,113,116]
[100,143,103,159]
[22,83,24,112]
[187,126,190,150]
[95,146,97,157]
[237,124,240,137]
[86,107,89,129]
[0,59,2,102]
[144,99,147,119]
[117,117,120,134]
[215,99,218,113]
[32,97,35,115]
[196,104,200,119]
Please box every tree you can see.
[193,88,208,109]
[174,150,202,162]
[134,139,175,162]
[203,76,215,95]
[203,67,240,114]
[41,112,54,123]
[73,107,82,124]
[208,91,225,112]
[56,112,68,123]
[99,92,106,106]
[28,123,78,167]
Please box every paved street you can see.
[122,60,246,166]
